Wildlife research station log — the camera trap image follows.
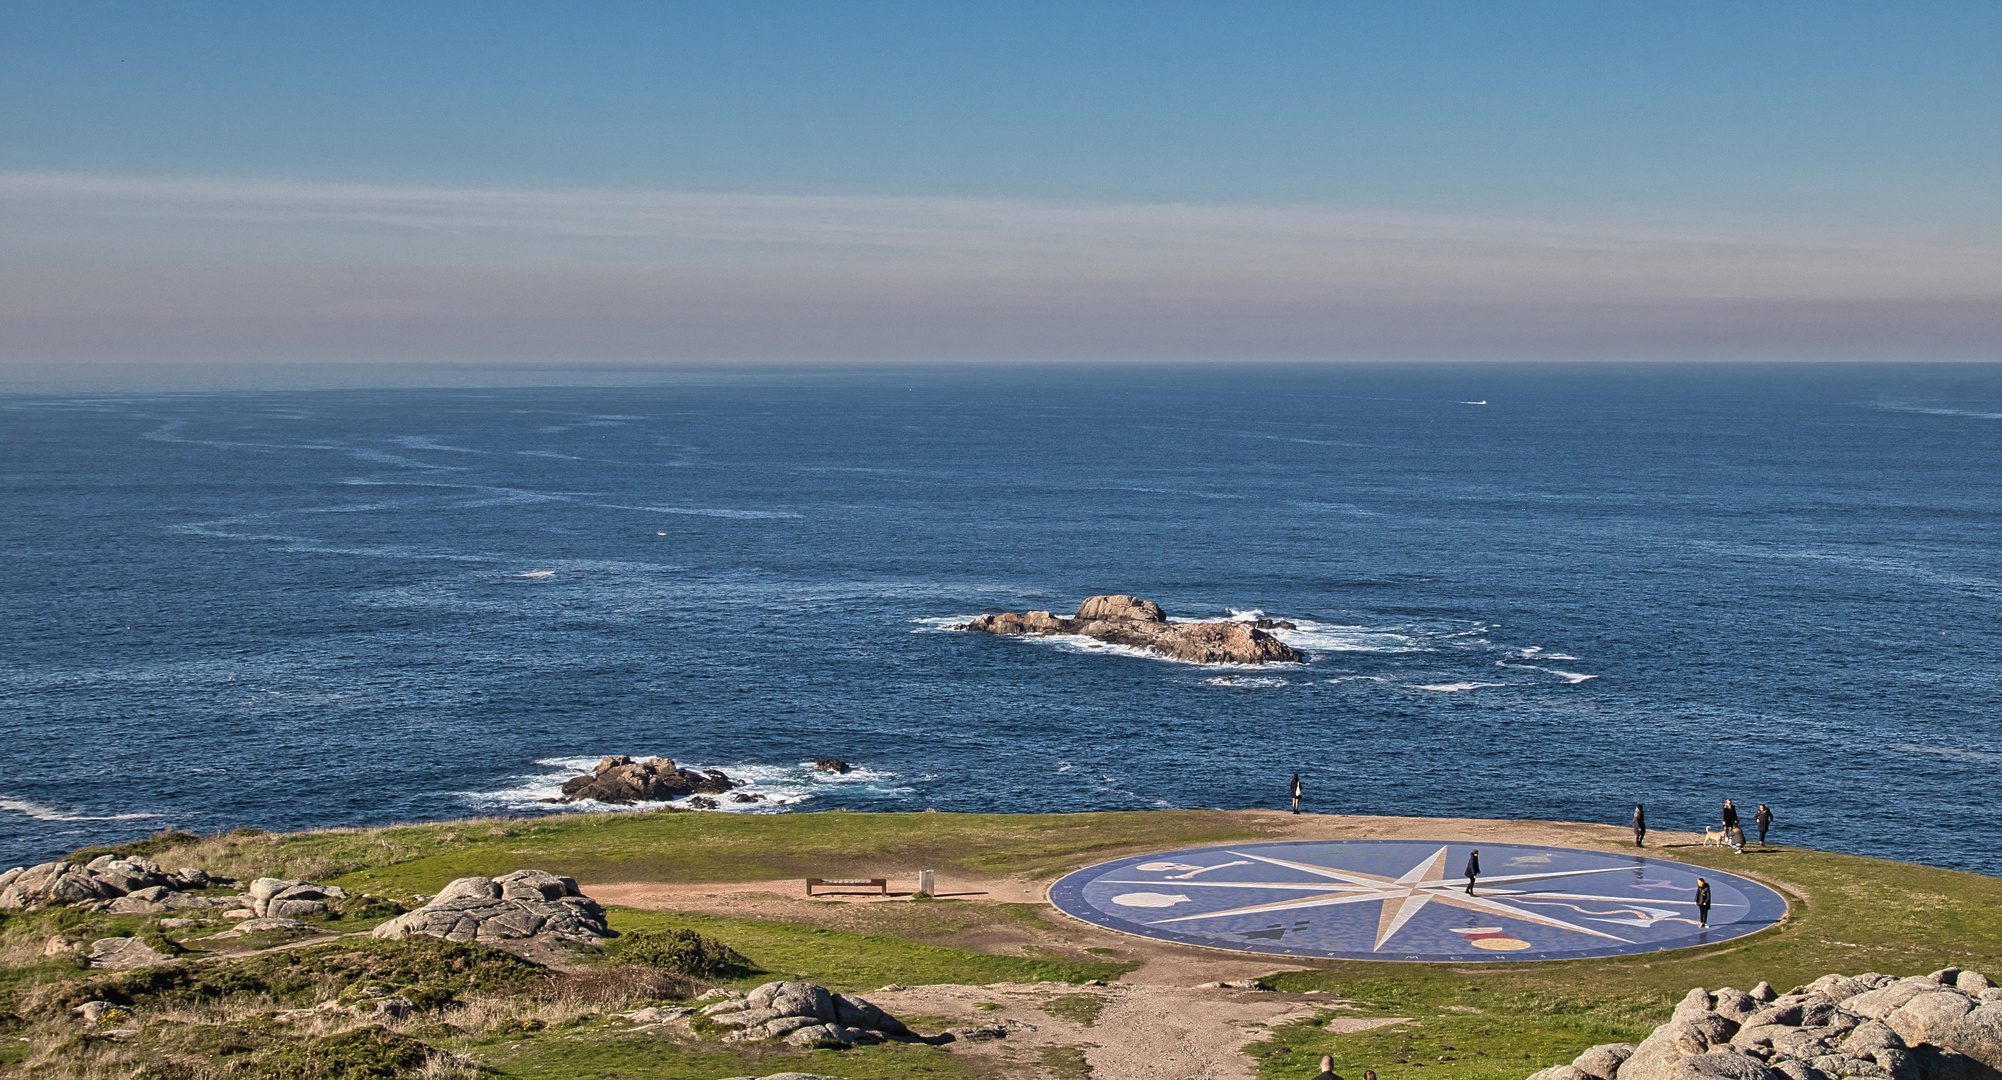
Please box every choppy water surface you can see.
[2,364,1997,870]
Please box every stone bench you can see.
[805,877,887,897]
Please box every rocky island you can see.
[549,756,740,805]
[956,594,1305,665]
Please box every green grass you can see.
[1039,993,1108,1027]
[1250,844,2002,1080]
[60,810,1269,897]
[605,908,1132,990]
[465,1028,976,1080]
[1039,1044,1094,1080]
[1253,1011,1641,1080]
[13,813,2002,1080]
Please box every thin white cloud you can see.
[3,172,1998,361]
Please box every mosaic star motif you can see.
[1106,846,1696,951]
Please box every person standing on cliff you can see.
[1464,849,1481,895]
[1695,878,1712,926]
[1312,1056,1342,1080]
[1290,773,1304,815]
[1722,799,1740,832]
[1754,804,1773,847]
[1633,804,1646,847]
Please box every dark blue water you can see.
[3,363,1998,872]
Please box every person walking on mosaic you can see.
[1291,773,1304,815]
[1695,877,1712,927]
[1463,849,1480,895]
[1754,803,1773,847]
[1632,803,1646,847]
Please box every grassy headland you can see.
[2,810,1998,1080]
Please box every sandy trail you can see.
[851,981,1391,1080]
[583,814,1698,1079]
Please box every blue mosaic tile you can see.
[1049,840,1788,962]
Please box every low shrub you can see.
[67,829,201,864]
[608,928,752,979]
[33,936,545,1014]
[527,966,700,1007]
[245,1024,434,1080]
[490,1017,546,1036]
[332,894,407,921]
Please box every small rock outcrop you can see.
[700,981,914,1048]
[957,595,1304,665]
[246,877,350,919]
[371,870,612,943]
[553,756,740,805]
[1526,969,2002,1080]
[0,857,237,913]
[86,936,172,970]
[812,759,852,774]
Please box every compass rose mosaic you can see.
[1049,840,1787,962]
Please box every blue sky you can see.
[2,2,1998,364]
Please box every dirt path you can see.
[852,981,1387,1080]
[586,813,1692,1080]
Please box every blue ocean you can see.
[3,363,1997,872]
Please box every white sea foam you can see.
[909,616,981,632]
[1497,661,1597,683]
[518,570,557,579]
[1261,618,1422,655]
[1202,676,1289,688]
[1867,403,2002,420]
[1289,501,1378,516]
[388,436,486,454]
[1411,682,1508,692]
[1326,675,1391,684]
[1893,744,2001,762]
[595,502,802,520]
[457,756,914,816]
[0,798,161,823]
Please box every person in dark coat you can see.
[1754,804,1773,846]
[1291,774,1304,815]
[1633,804,1646,847]
[1722,799,1740,831]
[1695,877,1712,927]
[1312,1055,1343,1080]
[1464,849,1480,895]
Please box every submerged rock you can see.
[957,595,1304,665]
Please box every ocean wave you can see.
[1411,682,1508,692]
[388,436,486,454]
[1203,676,1289,688]
[1496,661,1598,683]
[594,502,802,520]
[1866,403,2002,421]
[0,798,162,823]
[456,757,914,816]
[909,616,980,632]
[1892,744,2001,762]
[1263,619,1423,655]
